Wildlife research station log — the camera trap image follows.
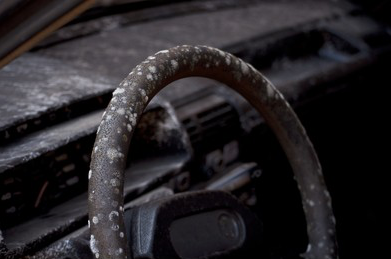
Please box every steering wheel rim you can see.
[88,45,337,259]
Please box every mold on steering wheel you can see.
[88,45,337,259]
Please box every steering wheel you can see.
[88,45,337,259]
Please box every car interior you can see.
[0,1,390,258]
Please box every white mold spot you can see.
[88,220,91,228]
[90,235,99,256]
[308,200,315,207]
[217,49,225,57]
[107,148,124,161]
[266,83,274,98]
[147,74,153,80]
[110,178,119,187]
[127,124,132,132]
[128,113,138,127]
[171,60,178,70]
[148,66,157,73]
[111,224,119,231]
[117,108,125,115]
[241,61,249,74]
[92,216,99,224]
[120,232,124,238]
[137,72,142,75]
[157,50,169,54]
[121,81,130,87]
[225,56,231,65]
[113,88,125,95]
[117,248,124,255]
[109,210,119,221]
[88,170,92,179]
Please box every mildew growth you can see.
[90,235,99,258]
[116,108,125,115]
[110,178,119,187]
[92,216,99,224]
[156,50,169,55]
[109,210,119,221]
[116,248,124,255]
[307,199,315,207]
[240,60,249,75]
[89,45,338,259]
[225,55,231,65]
[113,88,125,95]
[111,224,119,231]
[170,60,178,70]
[106,148,124,161]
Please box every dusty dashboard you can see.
[0,1,390,258]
